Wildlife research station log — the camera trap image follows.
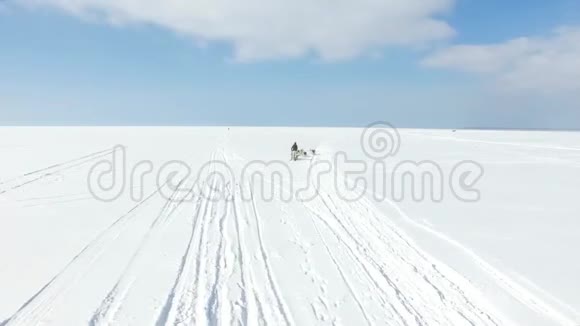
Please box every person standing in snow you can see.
[291,142,298,161]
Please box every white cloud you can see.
[423,27,580,94]
[15,0,455,61]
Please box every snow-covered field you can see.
[0,127,579,326]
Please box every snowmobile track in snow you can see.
[294,154,507,326]
[248,185,294,326]
[90,178,190,326]
[0,147,117,196]
[3,179,170,326]
[155,152,220,326]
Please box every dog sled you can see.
[291,148,316,161]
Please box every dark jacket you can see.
[291,143,298,151]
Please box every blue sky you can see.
[1,0,579,128]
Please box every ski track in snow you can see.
[205,150,234,326]
[157,151,220,326]
[382,198,579,326]
[2,180,170,326]
[0,147,117,196]
[90,179,189,326]
[154,195,203,326]
[226,150,292,326]
[294,155,509,326]
[248,186,294,326]
[325,150,578,326]
[230,185,252,325]
[406,131,580,153]
[307,204,373,326]
[306,191,504,326]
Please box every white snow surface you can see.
[0,127,579,326]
